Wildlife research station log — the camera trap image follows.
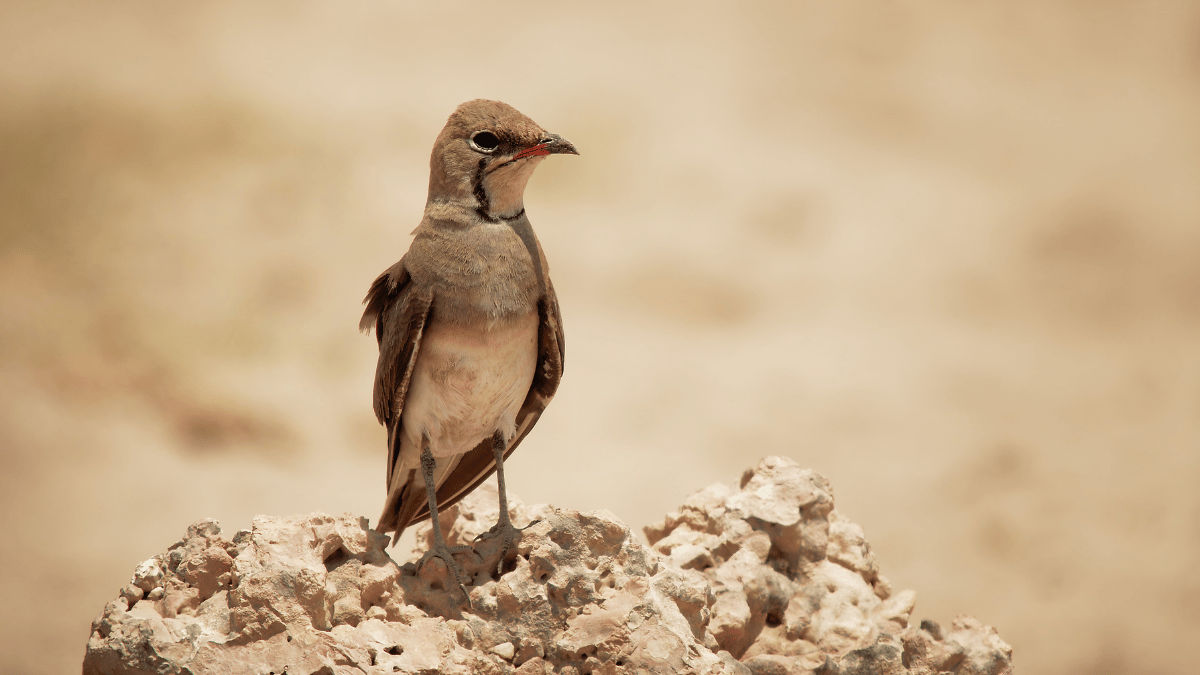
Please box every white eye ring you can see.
[469,130,500,153]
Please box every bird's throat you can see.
[481,156,544,219]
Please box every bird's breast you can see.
[400,309,539,458]
[409,218,545,323]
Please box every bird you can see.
[359,100,575,587]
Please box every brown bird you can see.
[360,100,575,585]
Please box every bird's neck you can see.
[427,156,544,223]
[478,157,542,220]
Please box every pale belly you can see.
[400,310,539,459]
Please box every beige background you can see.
[2,2,1198,673]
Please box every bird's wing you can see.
[409,277,566,523]
[360,259,436,535]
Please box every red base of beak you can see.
[512,143,551,161]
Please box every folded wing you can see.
[361,263,565,539]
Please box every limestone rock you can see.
[645,457,1011,674]
[84,457,1012,674]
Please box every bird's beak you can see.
[511,134,579,161]
[542,133,579,156]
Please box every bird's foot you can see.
[474,519,536,578]
[416,542,473,598]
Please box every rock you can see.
[131,557,165,594]
[646,458,1012,674]
[84,457,1012,674]
[492,641,516,660]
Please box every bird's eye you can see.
[469,131,500,153]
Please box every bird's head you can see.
[427,99,578,221]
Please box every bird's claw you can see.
[416,543,473,597]
[474,520,529,578]
[472,518,541,545]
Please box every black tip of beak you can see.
[543,133,579,156]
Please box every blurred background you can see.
[1,1,1198,673]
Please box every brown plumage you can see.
[359,100,575,580]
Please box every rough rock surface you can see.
[84,457,1012,674]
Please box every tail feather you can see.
[377,470,426,546]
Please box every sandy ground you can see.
[1,2,1198,673]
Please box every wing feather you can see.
[360,259,436,534]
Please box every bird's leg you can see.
[475,432,526,577]
[415,446,472,595]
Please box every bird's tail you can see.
[377,474,425,547]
